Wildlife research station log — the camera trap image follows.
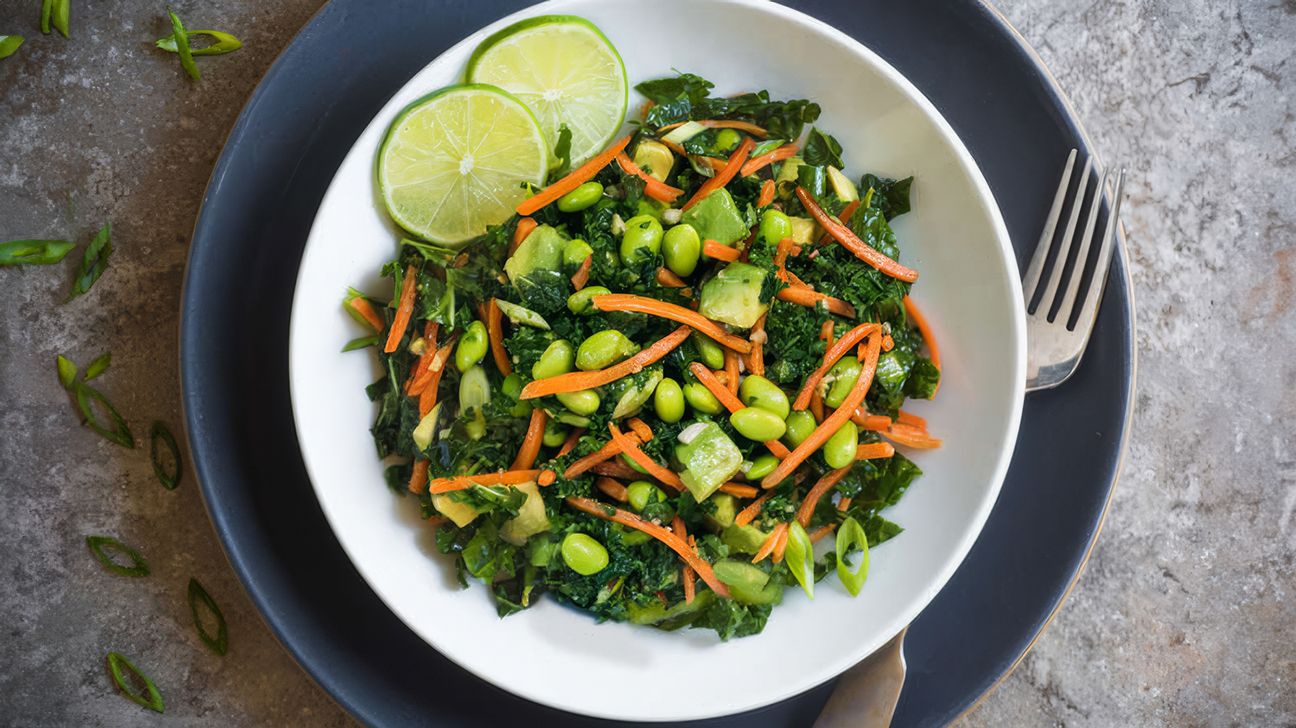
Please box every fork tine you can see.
[1074,168,1126,332]
[1036,156,1093,319]
[1022,149,1077,303]
[1057,166,1110,326]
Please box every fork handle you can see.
[813,627,908,728]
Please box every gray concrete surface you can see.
[0,0,1292,726]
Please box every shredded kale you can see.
[803,127,844,168]
[860,174,914,220]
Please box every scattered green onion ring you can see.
[156,28,242,56]
[0,35,23,60]
[187,578,228,655]
[341,334,379,352]
[106,652,164,713]
[52,0,70,37]
[41,0,53,34]
[86,535,149,577]
[56,354,77,389]
[150,421,181,490]
[835,516,870,596]
[74,381,134,448]
[167,9,199,80]
[0,239,74,265]
[84,351,111,381]
[784,521,815,599]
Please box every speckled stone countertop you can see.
[1,1,1292,725]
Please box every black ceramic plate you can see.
[180,1,1133,725]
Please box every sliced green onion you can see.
[187,578,228,655]
[84,351,111,381]
[784,521,815,599]
[74,381,134,448]
[662,120,706,145]
[341,335,379,352]
[56,354,77,389]
[835,516,870,596]
[106,652,164,713]
[149,421,181,490]
[0,239,74,265]
[86,535,149,577]
[156,28,242,56]
[41,0,52,34]
[494,299,550,329]
[750,138,787,158]
[167,10,199,80]
[0,35,24,59]
[52,0,70,37]
[66,224,112,302]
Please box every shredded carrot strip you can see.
[564,435,638,478]
[626,417,654,442]
[428,469,541,494]
[418,381,438,417]
[517,135,632,215]
[735,491,774,527]
[683,137,755,210]
[723,348,740,395]
[837,200,862,228]
[511,408,547,470]
[596,477,629,502]
[882,423,943,449]
[520,325,691,398]
[614,152,684,203]
[795,466,853,526]
[797,187,919,282]
[739,144,798,177]
[557,427,583,457]
[511,217,538,255]
[571,255,592,289]
[485,300,512,376]
[762,332,882,488]
[407,459,430,494]
[383,264,418,353]
[609,423,685,491]
[591,459,640,480]
[683,534,698,604]
[688,363,791,459]
[838,497,852,511]
[793,323,881,411]
[752,523,788,563]
[772,524,790,563]
[721,482,759,498]
[703,239,740,262]
[810,394,825,423]
[656,267,689,288]
[776,286,857,318]
[409,335,456,396]
[903,295,941,369]
[748,312,767,377]
[404,321,441,394]
[881,334,895,352]
[773,238,802,269]
[538,469,556,486]
[566,496,730,598]
[857,442,896,460]
[757,179,776,207]
[809,523,837,544]
[896,410,928,429]
[591,294,752,353]
[660,139,727,171]
[852,410,893,431]
[347,297,385,332]
[657,119,769,137]
[821,320,836,345]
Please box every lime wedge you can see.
[467,15,627,167]
[377,84,549,246]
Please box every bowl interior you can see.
[287,0,1024,721]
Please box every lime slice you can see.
[467,15,627,166]
[377,84,549,246]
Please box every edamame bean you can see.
[567,285,610,315]
[692,333,725,370]
[557,182,604,212]
[532,339,575,379]
[738,375,791,419]
[557,389,600,415]
[455,320,488,372]
[730,407,787,441]
[653,377,685,423]
[542,421,568,448]
[714,128,741,152]
[501,373,531,417]
[561,533,609,575]
[745,453,780,480]
[784,410,817,447]
[824,356,862,409]
[759,209,793,247]
[626,480,666,512]
[662,223,701,277]
[619,214,663,264]
[823,422,859,469]
[683,380,724,415]
[563,238,594,268]
[576,330,639,371]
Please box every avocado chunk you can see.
[504,224,565,281]
[680,188,749,246]
[713,559,783,605]
[432,493,480,528]
[611,367,663,419]
[722,524,770,554]
[706,493,737,531]
[788,216,818,244]
[674,422,743,502]
[626,590,716,629]
[699,262,769,329]
[500,481,550,545]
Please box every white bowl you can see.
[288,0,1025,720]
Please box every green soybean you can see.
[501,373,532,417]
[683,381,723,415]
[619,214,663,264]
[557,389,600,416]
[542,421,568,448]
[455,320,488,372]
[823,422,859,469]
[532,339,574,379]
[557,182,604,212]
[824,356,862,408]
[759,209,793,248]
[567,285,610,315]
[561,533,609,575]
[662,223,701,277]
[746,453,780,480]
[692,333,725,370]
[730,407,787,441]
[627,480,666,512]
[714,128,741,152]
[563,238,594,268]
[576,330,638,371]
[653,377,685,423]
[784,410,817,447]
[738,375,791,419]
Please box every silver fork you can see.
[1022,150,1126,391]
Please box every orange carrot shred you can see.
[626,417,654,442]
[557,427,584,457]
[772,525,790,563]
[590,294,752,353]
[856,442,896,460]
[511,408,547,470]
[383,264,418,353]
[511,217,538,255]
[596,477,629,502]
[564,436,638,478]
[735,491,774,527]
[703,239,740,262]
[614,152,684,203]
[896,410,928,429]
[485,299,512,376]
[521,326,691,398]
[776,285,857,318]
[836,200,861,228]
[591,459,641,480]
[347,296,385,332]
[723,348,740,396]
[688,363,791,459]
[739,144,798,177]
[571,255,592,289]
[683,137,755,210]
[793,323,881,411]
[656,267,689,289]
[757,179,776,207]
[719,482,759,498]
[903,295,941,369]
[796,187,919,282]
[683,534,697,604]
[537,469,557,486]
[428,469,542,494]
[852,410,893,431]
[752,523,788,563]
[882,334,895,352]
[882,423,943,449]
[404,321,441,394]
[517,135,632,216]
[809,523,837,543]
[795,466,853,526]
[609,423,685,491]
[407,459,430,495]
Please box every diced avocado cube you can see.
[504,224,565,281]
[722,524,770,554]
[499,481,550,545]
[626,590,715,627]
[827,166,860,202]
[788,216,818,244]
[680,188,749,246]
[674,422,743,502]
[432,493,480,528]
[699,262,769,329]
[706,493,737,531]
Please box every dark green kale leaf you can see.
[860,174,914,219]
[636,72,714,106]
[861,515,904,546]
[803,128,844,168]
[512,270,572,318]
[693,598,773,641]
[905,357,941,399]
[762,300,829,385]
